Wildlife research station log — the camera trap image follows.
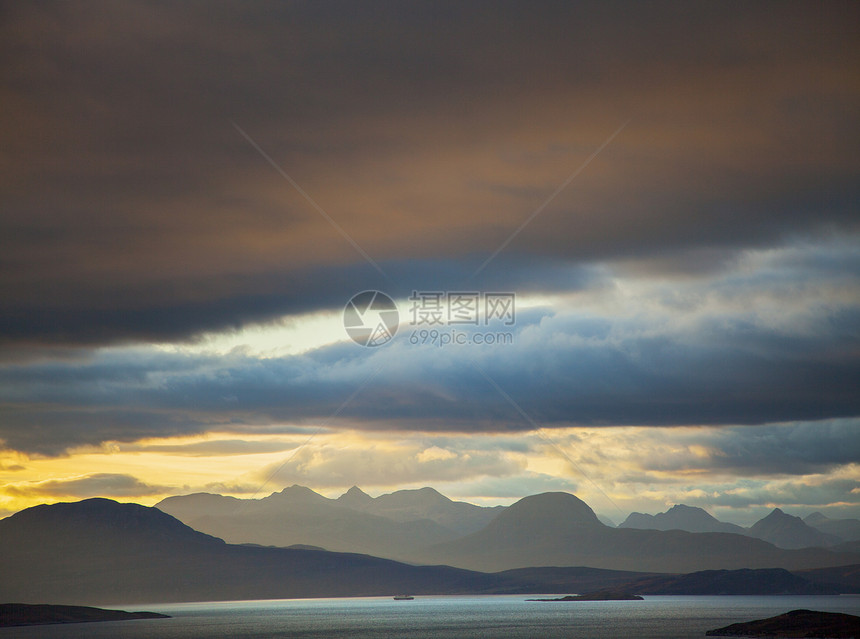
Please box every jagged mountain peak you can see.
[748,507,840,549]
[619,503,744,534]
[337,486,374,506]
[345,485,369,496]
[266,484,329,502]
[805,512,828,524]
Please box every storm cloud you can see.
[1,238,857,455]
[1,2,858,519]
[1,1,857,348]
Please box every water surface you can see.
[2,595,859,638]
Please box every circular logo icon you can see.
[343,290,399,347]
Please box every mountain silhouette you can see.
[416,493,859,573]
[1,497,225,551]
[342,486,504,534]
[157,485,500,559]
[0,498,610,605]
[0,603,169,628]
[336,485,375,509]
[620,505,745,534]
[3,495,859,605]
[805,512,860,542]
[748,508,842,549]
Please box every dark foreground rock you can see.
[529,589,643,601]
[0,604,169,627]
[705,609,860,637]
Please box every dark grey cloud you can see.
[695,423,860,476]
[1,254,858,455]
[0,257,605,352]
[1,1,858,349]
[624,421,860,478]
[702,477,860,510]
[2,0,857,502]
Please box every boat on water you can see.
[393,595,414,601]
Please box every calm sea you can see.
[2,595,859,639]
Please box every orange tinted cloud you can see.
[1,1,857,347]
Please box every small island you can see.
[529,590,643,601]
[0,604,169,628]
[706,609,860,638]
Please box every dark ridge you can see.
[793,563,860,593]
[0,603,168,628]
[624,568,837,595]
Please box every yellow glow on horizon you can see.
[2,426,857,524]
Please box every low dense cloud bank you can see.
[0,240,857,454]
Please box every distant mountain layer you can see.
[156,485,501,561]
[415,493,860,573]
[3,498,859,605]
[157,488,860,572]
[747,508,841,549]
[0,604,168,628]
[156,487,860,566]
[337,485,504,532]
[0,498,662,605]
[805,512,860,542]
[620,505,745,534]
[621,504,857,549]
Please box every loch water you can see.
[2,595,859,639]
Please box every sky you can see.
[1,1,858,526]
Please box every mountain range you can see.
[0,497,621,605]
[156,485,501,559]
[621,504,860,548]
[804,512,860,542]
[414,493,858,573]
[1,497,857,606]
[620,504,746,534]
[161,487,860,551]
[157,487,859,573]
